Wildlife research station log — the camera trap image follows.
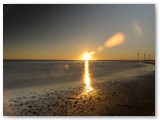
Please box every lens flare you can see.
[133,20,143,35]
[90,51,95,55]
[105,32,125,48]
[97,46,104,52]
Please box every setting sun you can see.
[83,52,90,60]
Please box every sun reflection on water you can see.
[84,60,93,93]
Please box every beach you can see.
[3,4,155,116]
[3,61,155,116]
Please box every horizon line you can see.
[3,59,155,61]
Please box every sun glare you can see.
[83,52,90,60]
[84,60,92,93]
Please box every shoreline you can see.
[4,70,155,116]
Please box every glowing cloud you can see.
[105,32,125,48]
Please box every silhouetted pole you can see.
[144,53,146,61]
[137,52,139,62]
[149,54,151,61]
[137,52,140,71]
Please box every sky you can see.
[3,4,155,60]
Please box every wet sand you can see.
[4,71,155,116]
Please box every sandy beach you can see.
[4,70,155,116]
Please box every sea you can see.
[3,60,155,97]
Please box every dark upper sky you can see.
[3,4,155,60]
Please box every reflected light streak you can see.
[84,60,93,93]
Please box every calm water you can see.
[3,60,154,91]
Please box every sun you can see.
[83,52,90,60]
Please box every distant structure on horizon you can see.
[144,53,146,61]
[137,52,139,61]
[149,54,151,61]
[137,52,152,61]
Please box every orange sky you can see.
[4,5,155,60]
